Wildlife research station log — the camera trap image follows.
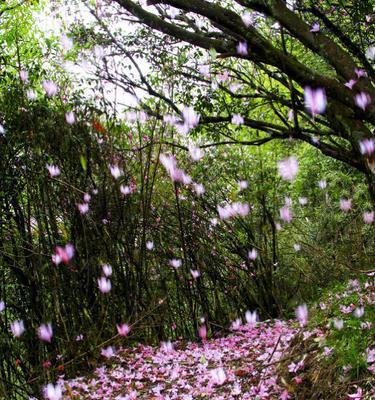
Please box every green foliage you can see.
[314,279,374,379]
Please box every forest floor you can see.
[58,279,374,400]
[60,320,300,399]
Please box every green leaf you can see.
[80,155,87,171]
[209,48,217,60]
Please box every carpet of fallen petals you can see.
[60,321,298,399]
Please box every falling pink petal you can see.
[363,211,374,224]
[238,180,248,190]
[295,304,308,327]
[344,79,357,90]
[117,323,131,336]
[304,87,326,116]
[359,138,375,156]
[231,114,244,125]
[77,203,89,214]
[280,206,292,223]
[53,244,74,265]
[193,183,205,196]
[19,70,29,83]
[355,68,367,79]
[241,12,254,27]
[11,320,25,338]
[354,92,371,110]
[102,264,112,277]
[26,89,37,100]
[188,144,204,161]
[101,346,115,358]
[236,41,248,56]
[198,325,207,340]
[169,259,182,269]
[248,249,258,260]
[339,198,352,212]
[43,383,62,400]
[46,164,61,177]
[278,156,299,181]
[190,269,200,279]
[210,367,226,385]
[120,185,131,195]
[181,106,200,132]
[42,80,59,97]
[245,310,258,325]
[318,179,327,189]
[38,323,53,342]
[97,277,111,293]
[110,165,123,179]
[65,111,75,125]
[310,22,320,32]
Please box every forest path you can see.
[62,320,298,399]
